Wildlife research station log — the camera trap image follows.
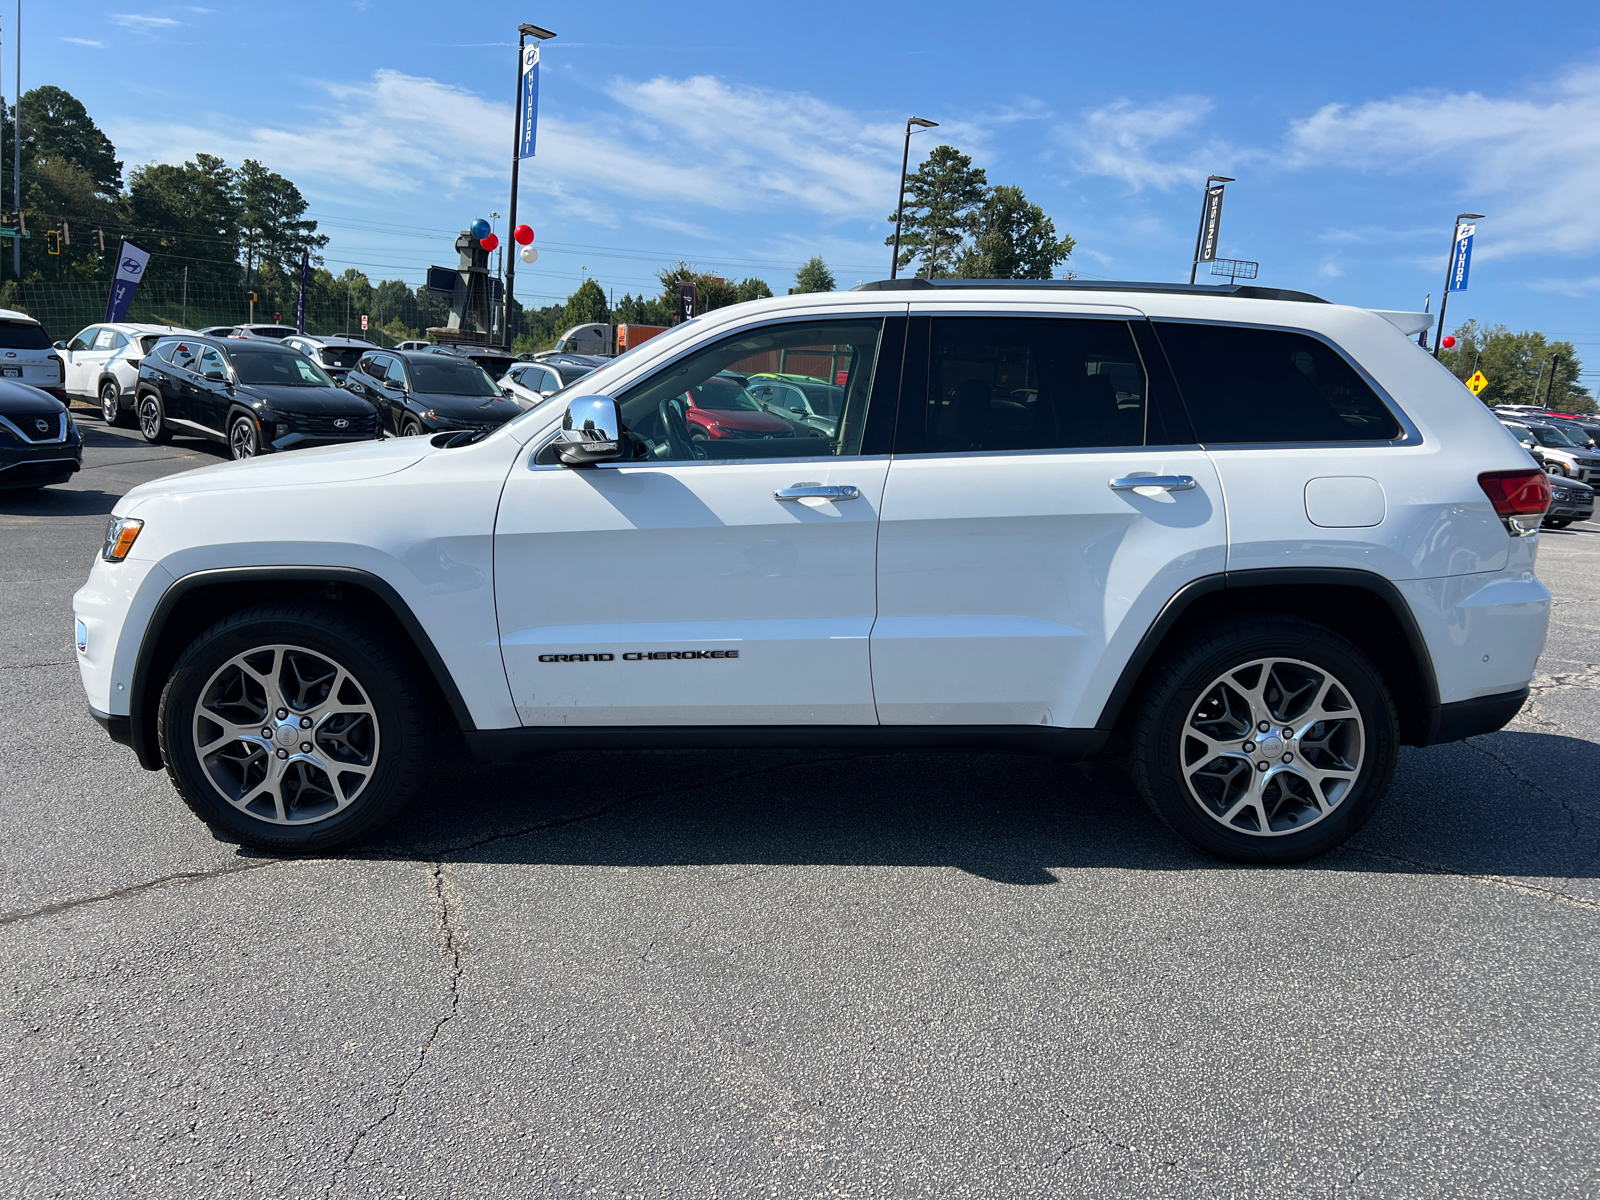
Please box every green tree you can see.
[887,145,988,279]
[236,159,327,281]
[614,292,672,325]
[955,185,1075,279]
[736,277,774,303]
[14,85,122,193]
[126,153,241,287]
[656,262,738,315]
[1440,320,1592,412]
[371,278,415,328]
[563,277,609,327]
[793,256,835,293]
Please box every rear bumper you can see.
[1424,688,1528,745]
[89,704,134,747]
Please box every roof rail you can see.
[849,278,1329,304]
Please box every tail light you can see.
[1479,469,1551,536]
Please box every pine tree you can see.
[886,146,987,279]
[793,256,835,293]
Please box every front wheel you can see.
[1130,616,1398,864]
[158,603,431,852]
[137,392,171,444]
[229,414,261,460]
[399,418,424,437]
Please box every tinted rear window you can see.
[409,359,499,397]
[0,321,51,350]
[1155,322,1400,444]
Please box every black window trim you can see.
[1149,316,1423,450]
[891,309,1202,459]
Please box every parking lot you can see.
[3,417,1597,1198]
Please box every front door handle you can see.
[775,484,861,501]
[1109,475,1197,492]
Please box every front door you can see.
[871,312,1227,729]
[494,312,903,726]
[63,326,112,396]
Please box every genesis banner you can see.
[1449,224,1475,291]
[104,240,152,322]
[519,42,540,158]
[1197,185,1225,263]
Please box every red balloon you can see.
[480,232,500,252]
[1441,335,1456,349]
[513,224,534,245]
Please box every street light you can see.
[889,116,938,280]
[1188,175,1234,285]
[1433,212,1485,358]
[503,21,558,349]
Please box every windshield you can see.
[0,321,50,350]
[552,363,596,384]
[1532,425,1580,448]
[410,359,500,397]
[689,377,762,411]
[228,349,336,387]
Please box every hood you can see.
[694,406,794,433]
[118,435,431,510]
[241,383,376,415]
[414,391,522,422]
[0,380,67,415]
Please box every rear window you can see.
[410,359,500,397]
[0,321,51,350]
[552,363,596,384]
[1154,322,1401,444]
[321,346,365,369]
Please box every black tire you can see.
[1545,518,1572,529]
[399,418,424,437]
[136,391,171,444]
[158,602,431,852]
[101,381,133,427]
[228,413,260,460]
[1130,615,1398,864]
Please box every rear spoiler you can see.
[1371,310,1435,337]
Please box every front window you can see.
[615,318,885,462]
[1508,426,1537,447]
[228,350,335,387]
[409,359,500,397]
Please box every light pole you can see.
[1433,212,1484,358]
[504,21,556,350]
[1188,175,1234,285]
[889,116,938,279]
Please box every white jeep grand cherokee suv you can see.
[73,280,1553,863]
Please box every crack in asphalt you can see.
[1464,734,1586,845]
[324,862,464,1198]
[0,859,280,927]
[0,660,74,670]
[1344,847,1600,912]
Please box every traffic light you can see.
[45,229,61,255]
[246,291,257,303]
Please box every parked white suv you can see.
[73,280,1553,862]
[0,308,67,400]
[57,322,191,419]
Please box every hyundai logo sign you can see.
[333,418,349,429]
[121,257,144,275]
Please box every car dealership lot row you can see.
[2,417,1598,1198]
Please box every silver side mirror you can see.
[558,395,624,466]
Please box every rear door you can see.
[871,308,1226,729]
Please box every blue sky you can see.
[33,0,1600,372]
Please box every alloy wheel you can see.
[1180,657,1365,837]
[101,383,120,423]
[138,396,162,439]
[230,417,257,459]
[190,643,380,826]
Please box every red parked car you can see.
[682,375,800,441]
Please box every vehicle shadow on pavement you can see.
[0,487,125,517]
[348,729,1600,885]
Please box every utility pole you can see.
[1543,355,1562,408]
[11,0,19,279]
[181,265,188,326]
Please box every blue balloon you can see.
[469,218,491,241]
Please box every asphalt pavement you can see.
[3,416,1597,1199]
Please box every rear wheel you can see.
[158,603,431,852]
[137,391,171,444]
[1131,616,1398,864]
[101,382,133,427]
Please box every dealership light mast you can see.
[504,21,556,349]
[889,117,938,280]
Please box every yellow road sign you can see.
[1466,370,1489,395]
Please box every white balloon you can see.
[519,244,539,264]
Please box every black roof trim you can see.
[849,278,1329,304]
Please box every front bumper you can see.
[0,443,83,488]
[268,431,380,452]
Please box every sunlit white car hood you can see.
[116,437,432,511]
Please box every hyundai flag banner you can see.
[295,248,309,334]
[104,240,152,322]
[1449,224,1475,292]
[519,42,540,159]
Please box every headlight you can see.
[102,515,144,561]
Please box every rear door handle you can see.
[775,484,861,501]
[1109,475,1196,492]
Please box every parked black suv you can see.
[344,349,522,436]
[135,336,381,458]
[0,379,83,490]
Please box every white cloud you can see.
[1527,275,1600,299]
[1061,97,1244,191]
[61,37,107,47]
[1317,255,1346,279]
[111,13,180,29]
[1285,63,1600,257]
